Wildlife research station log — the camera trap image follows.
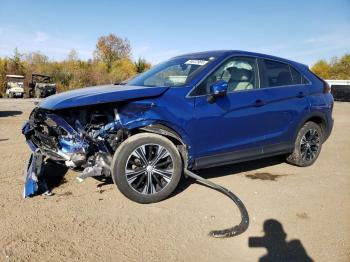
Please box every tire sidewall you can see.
[111,133,182,204]
[289,122,323,167]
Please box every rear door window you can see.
[290,66,302,84]
[264,60,292,87]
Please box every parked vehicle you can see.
[4,75,25,98]
[28,74,56,98]
[22,50,334,203]
[326,79,350,102]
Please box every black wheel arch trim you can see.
[137,124,190,168]
[294,111,331,143]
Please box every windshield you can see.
[7,77,24,83]
[127,56,215,87]
[34,75,51,83]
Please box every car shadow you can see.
[72,155,285,199]
[196,155,285,179]
[171,155,285,197]
[0,110,22,117]
[249,219,314,262]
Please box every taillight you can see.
[323,80,331,93]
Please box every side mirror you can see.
[207,80,228,103]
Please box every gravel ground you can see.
[0,98,349,262]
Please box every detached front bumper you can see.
[23,149,51,197]
[22,121,37,152]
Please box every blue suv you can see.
[23,50,334,203]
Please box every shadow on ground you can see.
[41,155,285,199]
[196,156,285,179]
[249,219,314,262]
[43,161,69,190]
[171,155,286,197]
[0,110,22,117]
[93,156,286,199]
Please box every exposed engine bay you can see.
[23,103,128,186]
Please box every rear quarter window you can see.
[290,66,309,85]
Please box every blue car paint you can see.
[23,50,334,173]
[116,87,196,164]
[23,154,38,197]
[22,122,37,152]
[23,150,50,198]
[38,84,169,110]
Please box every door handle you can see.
[297,91,305,98]
[254,99,266,107]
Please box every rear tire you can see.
[286,121,323,167]
[111,133,183,204]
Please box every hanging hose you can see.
[184,169,249,238]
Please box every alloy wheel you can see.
[125,144,174,194]
[300,129,320,162]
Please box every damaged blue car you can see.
[22,50,334,203]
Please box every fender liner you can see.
[138,124,191,168]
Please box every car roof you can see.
[32,73,50,77]
[173,50,308,68]
[6,74,24,78]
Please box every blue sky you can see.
[0,0,349,65]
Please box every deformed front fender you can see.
[117,99,195,168]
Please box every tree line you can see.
[1,33,349,96]
[0,34,151,95]
[311,53,350,80]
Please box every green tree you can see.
[0,58,8,95]
[332,54,350,79]
[311,60,331,79]
[7,48,25,75]
[134,57,151,73]
[109,58,137,84]
[312,53,350,79]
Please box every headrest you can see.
[276,72,292,85]
[227,67,252,82]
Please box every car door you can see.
[188,56,271,168]
[258,58,311,154]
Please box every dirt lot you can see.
[0,98,349,262]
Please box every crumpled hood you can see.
[38,84,168,110]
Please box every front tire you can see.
[286,121,323,167]
[111,133,183,204]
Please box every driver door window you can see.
[195,57,259,95]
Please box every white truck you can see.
[326,79,350,102]
[4,75,25,98]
